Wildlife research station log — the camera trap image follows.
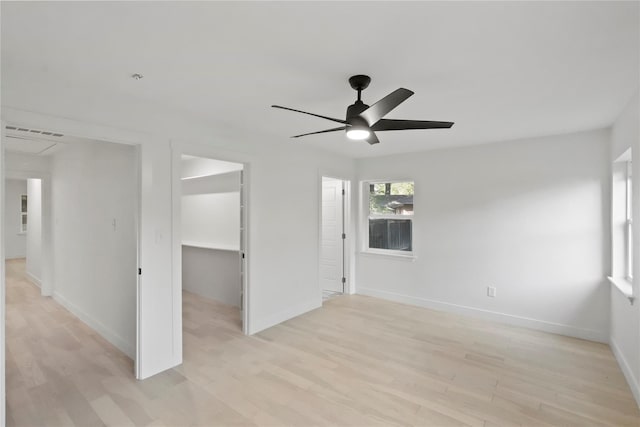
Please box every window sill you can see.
[607,276,635,304]
[360,250,416,261]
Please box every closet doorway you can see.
[179,155,247,342]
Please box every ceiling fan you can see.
[272,75,454,145]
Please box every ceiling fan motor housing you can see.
[346,101,369,122]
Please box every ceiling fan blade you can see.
[272,105,347,125]
[359,88,414,126]
[366,131,380,145]
[291,126,347,138]
[372,119,454,131]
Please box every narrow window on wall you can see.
[625,160,633,280]
[366,181,414,253]
[20,194,27,233]
[611,149,633,292]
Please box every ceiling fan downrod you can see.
[348,74,371,103]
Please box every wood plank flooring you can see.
[6,258,640,426]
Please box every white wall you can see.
[182,170,240,196]
[247,148,356,332]
[610,92,640,406]
[181,171,240,250]
[4,152,50,177]
[26,179,42,285]
[182,246,240,307]
[51,140,137,358]
[182,193,240,249]
[356,129,611,342]
[3,179,27,259]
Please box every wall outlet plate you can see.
[487,286,496,297]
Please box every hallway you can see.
[5,258,135,425]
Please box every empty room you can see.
[1,1,639,426]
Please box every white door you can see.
[320,177,344,293]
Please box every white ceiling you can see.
[1,2,638,158]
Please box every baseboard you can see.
[249,299,322,335]
[610,337,640,408]
[357,287,607,343]
[25,271,41,288]
[52,291,135,359]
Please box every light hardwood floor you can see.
[6,258,640,426]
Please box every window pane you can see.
[628,222,633,279]
[369,218,412,251]
[627,161,633,278]
[369,182,414,215]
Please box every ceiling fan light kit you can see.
[345,117,370,140]
[272,74,454,145]
[346,129,370,140]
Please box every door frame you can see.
[318,173,353,298]
[170,141,251,339]
[3,172,52,297]
[1,109,146,384]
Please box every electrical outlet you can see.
[487,286,496,298]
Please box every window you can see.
[366,181,414,253]
[20,194,27,233]
[625,160,633,280]
[610,149,633,298]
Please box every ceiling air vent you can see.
[5,125,63,137]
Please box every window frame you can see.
[363,180,415,257]
[20,194,27,233]
[625,160,633,281]
[608,149,634,303]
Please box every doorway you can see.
[178,154,247,341]
[2,126,139,363]
[3,177,43,289]
[320,176,349,301]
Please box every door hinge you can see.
[242,252,245,259]
[342,233,346,239]
[138,268,142,275]
[341,277,346,284]
[341,189,345,196]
